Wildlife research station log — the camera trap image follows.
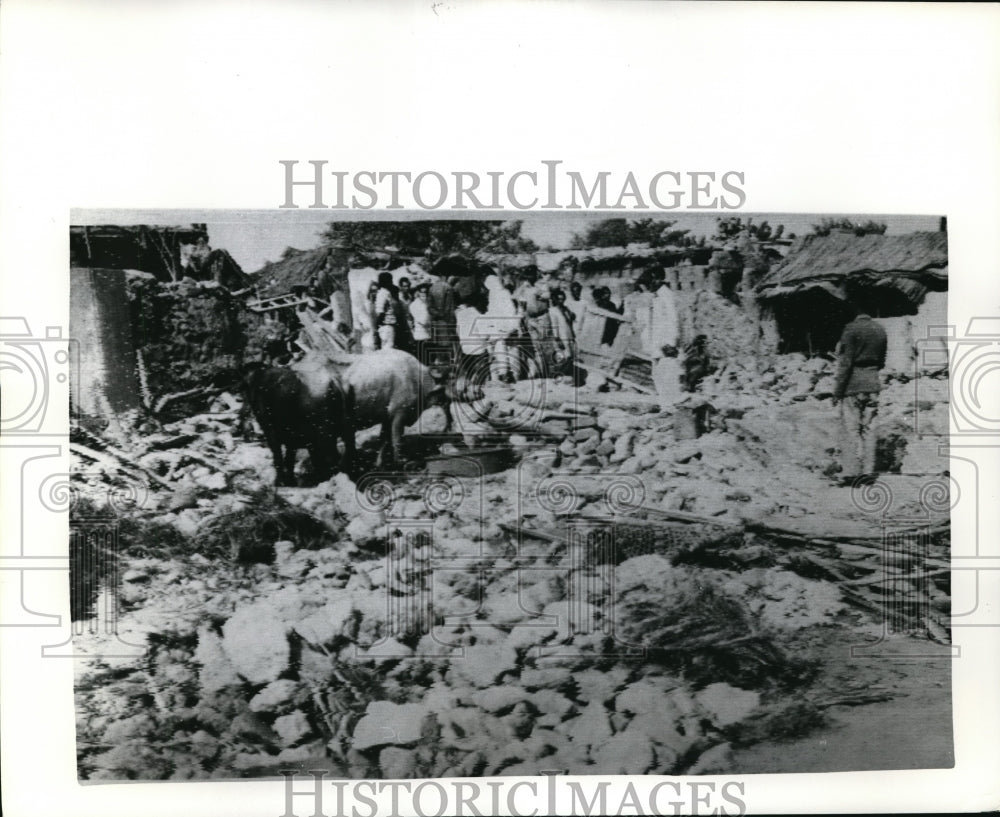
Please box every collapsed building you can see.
[71,225,250,428]
[68,221,954,781]
[756,230,948,370]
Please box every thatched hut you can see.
[756,231,948,366]
[252,243,416,297]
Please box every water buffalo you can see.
[242,356,354,486]
[344,349,452,467]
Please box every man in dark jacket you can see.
[833,308,888,481]
[425,276,458,366]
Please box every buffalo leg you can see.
[340,425,356,477]
[309,443,332,484]
[263,433,290,486]
[281,446,298,486]
[391,413,407,465]
[376,420,392,467]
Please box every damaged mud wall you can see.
[70,267,142,419]
[678,288,778,364]
[126,274,248,405]
[881,292,949,374]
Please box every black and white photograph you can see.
[69,211,953,781]
[2,2,999,815]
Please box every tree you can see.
[712,217,779,243]
[568,218,689,249]
[570,218,630,249]
[318,220,537,263]
[810,217,887,237]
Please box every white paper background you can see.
[2,1,998,814]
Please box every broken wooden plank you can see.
[575,361,658,396]
[622,507,742,529]
[71,442,174,490]
[813,692,894,709]
[154,387,222,415]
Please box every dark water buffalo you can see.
[242,356,354,486]
[344,349,452,467]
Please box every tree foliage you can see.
[318,220,537,263]
[713,217,779,242]
[568,218,691,249]
[809,217,887,237]
[709,218,787,280]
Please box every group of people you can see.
[344,263,716,412]
[287,261,714,412]
[267,259,888,484]
[351,266,579,384]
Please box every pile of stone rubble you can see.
[72,351,950,781]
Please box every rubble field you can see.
[71,357,952,781]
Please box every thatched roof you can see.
[534,244,710,274]
[253,244,416,297]
[476,251,537,271]
[757,231,948,296]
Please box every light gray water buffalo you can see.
[343,348,453,467]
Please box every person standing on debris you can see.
[454,293,492,398]
[833,307,888,481]
[359,281,380,351]
[593,286,624,347]
[398,276,414,306]
[483,274,519,383]
[514,266,554,378]
[374,272,402,350]
[426,275,458,365]
[624,274,655,354]
[408,281,432,363]
[682,334,713,393]
[409,282,432,338]
[548,288,576,376]
[566,279,588,328]
[649,280,684,410]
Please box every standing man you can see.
[833,307,888,482]
[426,275,458,366]
[514,266,553,378]
[454,294,491,398]
[397,276,414,306]
[566,279,588,329]
[409,281,433,354]
[648,279,684,410]
[548,288,576,377]
[374,271,410,352]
